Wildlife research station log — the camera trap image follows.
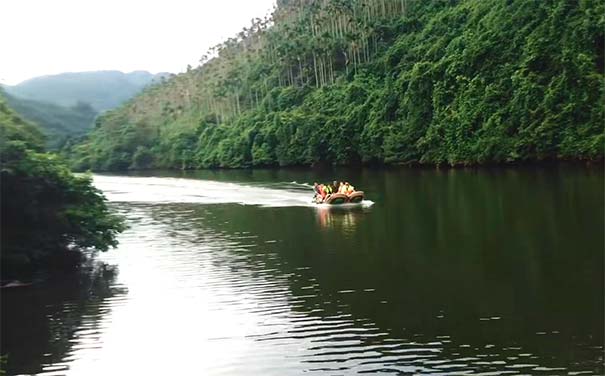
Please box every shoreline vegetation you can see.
[63,0,603,171]
[81,158,604,173]
[0,95,125,279]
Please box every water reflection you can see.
[153,166,602,374]
[1,257,125,375]
[315,207,368,234]
[138,195,602,374]
[2,166,603,375]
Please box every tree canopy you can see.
[0,94,125,277]
[66,0,604,170]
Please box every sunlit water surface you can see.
[2,167,603,375]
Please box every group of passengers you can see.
[313,181,355,203]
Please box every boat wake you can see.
[92,175,374,208]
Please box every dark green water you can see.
[2,166,603,375]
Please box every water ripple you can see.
[13,174,600,376]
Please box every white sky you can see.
[0,0,276,85]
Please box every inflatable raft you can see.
[315,191,365,205]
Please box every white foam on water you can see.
[92,175,374,208]
[314,201,375,209]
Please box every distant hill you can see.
[4,70,170,112]
[3,91,97,149]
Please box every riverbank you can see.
[73,157,604,174]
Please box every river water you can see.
[2,166,603,375]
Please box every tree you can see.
[65,0,604,170]
[0,96,125,277]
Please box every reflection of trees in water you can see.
[133,173,604,374]
[1,256,126,376]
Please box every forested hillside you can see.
[66,0,604,171]
[4,92,97,149]
[4,70,168,112]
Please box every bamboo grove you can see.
[65,0,605,170]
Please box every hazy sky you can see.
[0,0,276,85]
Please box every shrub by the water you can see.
[0,95,125,278]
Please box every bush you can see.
[0,97,125,277]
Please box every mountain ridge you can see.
[4,70,171,112]
[3,91,97,149]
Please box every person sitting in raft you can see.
[313,182,321,201]
[331,181,339,193]
[338,181,346,194]
[344,182,355,195]
[323,182,333,197]
[318,184,332,203]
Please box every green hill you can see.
[4,70,169,112]
[0,94,45,152]
[4,93,97,149]
[66,0,604,171]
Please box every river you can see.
[2,166,603,375]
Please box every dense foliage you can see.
[67,0,604,170]
[0,96,125,276]
[5,92,97,149]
